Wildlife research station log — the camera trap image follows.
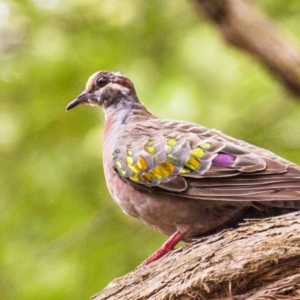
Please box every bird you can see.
[66,71,300,265]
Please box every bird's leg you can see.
[142,230,183,265]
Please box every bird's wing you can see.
[112,119,300,201]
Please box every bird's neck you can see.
[103,98,155,138]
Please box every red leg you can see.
[142,231,183,265]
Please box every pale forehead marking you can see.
[85,71,101,91]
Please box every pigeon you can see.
[66,71,300,265]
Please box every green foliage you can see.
[1,0,300,299]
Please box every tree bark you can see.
[192,0,300,97]
[92,212,300,300]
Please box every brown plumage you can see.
[66,71,300,265]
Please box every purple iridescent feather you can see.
[212,153,235,167]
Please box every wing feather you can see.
[111,119,300,202]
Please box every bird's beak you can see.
[66,91,89,111]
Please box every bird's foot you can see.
[141,230,183,266]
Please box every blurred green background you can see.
[1,0,300,299]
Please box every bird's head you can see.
[66,71,137,111]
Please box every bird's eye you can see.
[96,77,108,88]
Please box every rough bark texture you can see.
[92,212,300,300]
[192,0,300,97]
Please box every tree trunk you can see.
[92,212,300,300]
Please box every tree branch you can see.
[192,0,300,97]
[92,212,300,300]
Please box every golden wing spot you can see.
[167,139,177,147]
[180,167,191,174]
[200,143,211,150]
[160,161,175,173]
[129,175,141,182]
[127,149,133,156]
[115,163,126,176]
[128,164,141,174]
[148,168,163,180]
[191,147,204,159]
[115,160,122,169]
[146,161,176,180]
[141,174,152,183]
[185,156,201,171]
[165,138,177,154]
[153,165,170,177]
[126,156,134,165]
[144,145,156,154]
[137,157,148,170]
[118,169,126,176]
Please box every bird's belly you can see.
[105,171,247,240]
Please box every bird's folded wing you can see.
[111,119,300,200]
